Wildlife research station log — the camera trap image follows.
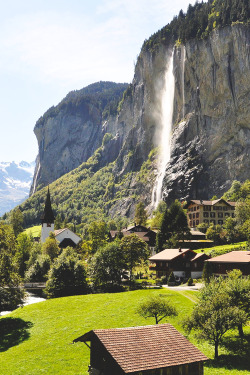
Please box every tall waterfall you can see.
[182,45,186,118]
[151,50,175,210]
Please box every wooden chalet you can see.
[206,251,250,276]
[184,199,236,229]
[149,248,209,280]
[109,224,156,254]
[74,324,208,375]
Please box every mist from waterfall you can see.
[151,50,175,210]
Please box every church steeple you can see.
[41,186,55,243]
[41,187,55,224]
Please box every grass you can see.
[0,289,249,374]
[196,241,248,253]
[24,225,41,237]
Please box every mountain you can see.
[19,0,249,228]
[0,161,35,216]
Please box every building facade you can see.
[185,199,236,229]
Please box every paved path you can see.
[162,283,203,291]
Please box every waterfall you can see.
[151,50,175,209]
[182,45,186,118]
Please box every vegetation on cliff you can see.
[141,0,249,55]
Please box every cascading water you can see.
[182,45,186,118]
[151,50,175,210]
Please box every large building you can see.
[184,199,236,229]
[206,251,250,277]
[149,248,209,280]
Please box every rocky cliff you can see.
[30,82,128,193]
[165,24,250,203]
[29,22,250,223]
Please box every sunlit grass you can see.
[0,289,249,374]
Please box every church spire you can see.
[41,186,55,224]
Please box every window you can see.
[193,213,195,219]
[194,206,196,211]
[218,220,223,225]
[204,219,209,223]
[196,212,199,218]
[210,220,215,224]
[204,212,209,217]
[196,220,199,225]
[225,213,230,217]
[210,212,215,218]
[218,212,223,218]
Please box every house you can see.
[149,248,209,280]
[73,324,208,375]
[41,187,81,248]
[206,251,250,276]
[184,199,236,229]
[109,224,156,254]
[178,229,213,250]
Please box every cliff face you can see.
[164,24,250,203]
[30,24,250,219]
[30,82,128,193]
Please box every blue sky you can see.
[0,0,197,162]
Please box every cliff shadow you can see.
[206,333,250,372]
[0,317,33,351]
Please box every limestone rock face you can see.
[30,25,250,214]
[30,82,127,193]
[164,25,250,203]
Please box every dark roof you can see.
[41,187,55,223]
[185,199,236,208]
[191,252,209,262]
[149,248,191,261]
[74,324,208,373]
[207,251,250,263]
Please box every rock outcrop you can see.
[30,24,250,220]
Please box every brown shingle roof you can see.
[186,199,236,207]
[149,248,191,261]
[207,251,250,263]
[74,324,208,373]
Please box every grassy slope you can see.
[0,289,249,375]
[197,241,248,253]
[24,225,41,237]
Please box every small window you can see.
[210,212,215,218]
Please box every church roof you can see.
[41,187,55,223]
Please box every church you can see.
[41,187,81,248]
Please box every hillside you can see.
[1,289,249,375]
[22,0,250,226]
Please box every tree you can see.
[137,295,177,324]
[0,223,25,313]
[120,234,150,284]
[25,255,51,282]
[151,201,167,228]
[9,207,24,237]
[15,233,33,278]
[89,241,126,291]
[134,202,148,226]
[223,217,238,243]
[206,224,225,245]
[156,200,190,251]
[84,221,108,254]
[45,247,88,298]
[224,270,250,337]
[42,232,60,260]
[183,277,247,358]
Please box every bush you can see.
[168,272,175,285]
[187,277,193,286]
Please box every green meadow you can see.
[0,289,249,375]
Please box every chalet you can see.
[184,199,236,229]
[41,187,81,248]
[74,324,208,375]
[206,251,250,277]
[178,229,213,250]
[109,224,156,254]
[149,248,209,280]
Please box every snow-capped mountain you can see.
[0,161,35,216]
